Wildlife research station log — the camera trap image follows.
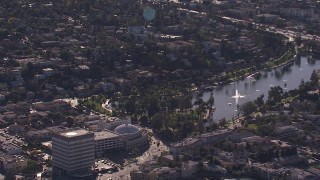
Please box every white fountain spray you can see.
[232,89,246,105]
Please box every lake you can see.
[197,56,320,121]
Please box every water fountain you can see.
[231,89,246,105]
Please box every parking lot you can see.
[95,159,120,175]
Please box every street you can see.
[99,129,168,180]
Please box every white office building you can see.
[52,129,95,176]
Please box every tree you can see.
[7,17,16,25]
[6,59,19,67]
[207,93,215,107]
[240,101,257,116]
[4,172,15,180]
[150,112,165,130]
[60,50,73,61]
[66,117,74,128]
[218,118,227,127]
[194,97,203,106]
[124,99,136,114]
[21,62,36,80]
[177,96,192,110]
[139,114,149,126]
[310,69,319,85]
[22,160,39,174]
[0,29,9,40]
[7,89,25,103]
[254,94,264,107]
[147,98,159,117]
[267,86,283,106]
[295,35,302,46]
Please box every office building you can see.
[52,129,95,176]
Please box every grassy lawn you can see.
[247,124,258,130]
[311,164,320,169]
[237,123,258,133]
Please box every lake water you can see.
[197,56,320,121]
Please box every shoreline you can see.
[199,49,298,92]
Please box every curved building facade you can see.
[114,124,149,151]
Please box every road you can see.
[99,129,169,180]
[220,16,320,42]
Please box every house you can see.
[149,167,179,180]
[218,151,235,163]
[228,132,254,143]
[257,14,280,23]
[305,168,320,179]
[203,163,227,174]
[127,26,148,42]
[131,161,178,180]
[279,8,314,19]
[275,125,301,139]
[181,161,198,178]
[290,168,319,180]
[159,154,177,167]
[241,136,270,145]
[99,82,115,93]
[127,26,146,34]
[7,124,26,134]
[246,162,291,180]
[272,155,307,166]
[42,68,55,77]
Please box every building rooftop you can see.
[172,129,232,148]
[94,130,120,140]
[198,129,232,138]
[172,137,199,148]
[58,129,91,138]
[114,124,139,134]
[1,143,21,151]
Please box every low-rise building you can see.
[159,154,177,167]
[0,143,22,155]
[170,129,232,154]
[94,130,123,157]
[85,116,131,131]
[132,166,180,180]
[272,155,307,166]
[42,68,55,77]
[114,124,149,151]
[280,8,314,19]
[246,162,291,180]
[290,168,318,180]
[0,155,28,173]
[181,160,198,178]
[275,125,300,139]
[149,167,179,180]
